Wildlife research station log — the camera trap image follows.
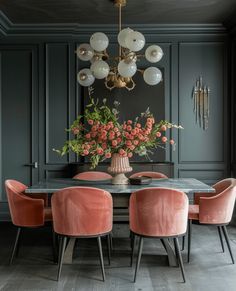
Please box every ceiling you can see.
[0,0,235,26]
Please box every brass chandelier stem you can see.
[118,4,122,60]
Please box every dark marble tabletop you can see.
[25,178,215,195]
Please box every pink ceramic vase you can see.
[108,153,132,184]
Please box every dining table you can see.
[25,177,215,266]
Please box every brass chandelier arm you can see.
[137,68,145,74]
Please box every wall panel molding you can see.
[45,43,70,165]
[178,42,226,165]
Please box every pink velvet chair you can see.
[51,186,113,281]
[129,188,188,283]
[129,171,168,179]
[73,171,112,180]
[187,178,236,263]
[5,180,53,264]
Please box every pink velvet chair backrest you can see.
[129,171,168,179]
[5,179,45,227]
[73,171,112,180]
[129,188,188,237]
[51,187,113,236]
[199,178,236,224]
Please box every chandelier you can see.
[76,0,163,91]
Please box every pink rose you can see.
[126,125,132,131]
[127,120,133,125]
[131,129,137,136]
[72,128,80,135]
[138,134,144,140]
[119,149,125,155]
[108,121,114,128]
[96,148,104,155]
[83,149,89,155]
[91,126,97,132]
[146,121,152,128]
[105,152,112,159]
[85,133,91,139]
[156,131,161,138]
[112,140,118,147]
[161,125,167,131]
[170,139,175,145]
[88,119,94,125]
[130,145,135,150]
[128,152,133,158]
[126,140,132,146]
[133,140,139,145]
[162,136,167,143]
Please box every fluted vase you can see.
[108,153,132,185]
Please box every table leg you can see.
[63,238,76,264]
[160,238,178,267]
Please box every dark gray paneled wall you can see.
[0,25,230,219]
[231,33,236,177]
[177,42,228,184]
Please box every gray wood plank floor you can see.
[0,222,236,291]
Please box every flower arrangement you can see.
[55,89,182,168]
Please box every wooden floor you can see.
[0,222,236,291]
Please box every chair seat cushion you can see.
[188,205,199,220]
[44,207,52,221]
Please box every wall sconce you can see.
[192,77,210,130]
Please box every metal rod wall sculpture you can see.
[192,77,210,130]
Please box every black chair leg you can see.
[133,236,143,283]
[10,227,21,265]
[182,236,185,251]
[52,230,58,263]
[187,219,192,263]
[174,237,186,283]
[173,238,179,267]
[217,226,224,253]
[222,226,235,264]
[57,236,67,281]
[109,233,113,251]
[97,236,106,281]
[130,234,137,267]
[107,235,111,265]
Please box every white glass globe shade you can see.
[90,32,109,52]
[125,31,145,52]
[77,69,95,86]
[76,43,94,61]
[118,60,137,78]
[118,27,133,48]
[143,67,162,85]
[145,45,163,63]
[90,60,110,79]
